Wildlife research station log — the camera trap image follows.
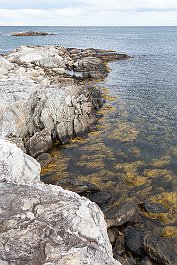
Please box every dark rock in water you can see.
[36,153,52,167]
[141,201,168,213]
[143,235,177,265]
[11,31,55,36]
[55,178,99,194]
[114,232,126,257]
[73,56,109,79]
[115,255,131,265]
[104,200,140,228]
[139,256,156,265]
[86,191,112,207]
[124,226,145,256]
[96,52,131,61]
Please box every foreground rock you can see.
[11,31,54,36]
[0,139,121,265]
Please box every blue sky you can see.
[0,0,177,26]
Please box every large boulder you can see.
[0,139,121,265]
[0,139,40,185]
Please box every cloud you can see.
[0,0,177,25]
[0,0,177,11]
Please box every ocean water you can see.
[1,26,177,230]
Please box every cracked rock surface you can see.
[0,139,121,265]
[0,46,107,157]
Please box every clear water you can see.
[1,26,177,231]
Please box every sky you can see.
[0,0,177,26]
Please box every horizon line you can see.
[1,25,177,27]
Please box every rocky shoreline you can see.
[0,46,129,158]
[0,45,130,265]
[1,45,176,265]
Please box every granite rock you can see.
[0,139,121,265]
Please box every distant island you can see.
[11,31,55,36]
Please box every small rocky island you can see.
[11,31,55,36]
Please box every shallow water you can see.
[1,26,177,233]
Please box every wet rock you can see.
[143,235,177,264]
[36,153,53,167]
[55,178,99,194]
[27,129,53,157]
[141,201,168,213]
[124,227,145,256]
[96,52,131,61]
[87,191,112,207]
[74,56,108,77]
[114,232,126,257]
[104,200,139,228]
[139,256,155,265]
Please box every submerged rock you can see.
[85,191,112,207]
[141,201,168,214]
[36,153,53,167]
[124,227,145,256]
[139,257,155,265]
[104,200,139,228]
[55,178,99,194]
[143,235,177,265]
[0,139,121,265]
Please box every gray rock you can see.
[11,31,54,36]
[139,257,155,265]
[104,200,139,228]
[36,153,53,167]
[0,139,40,185]
[27,129,53,157]
[0,139,121,265]
[54,178,99,194]
[143,235,177,265]
[86,191,112,207]
[124,227,144,256]
[0,45,127,158]
[141,201,168,213]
